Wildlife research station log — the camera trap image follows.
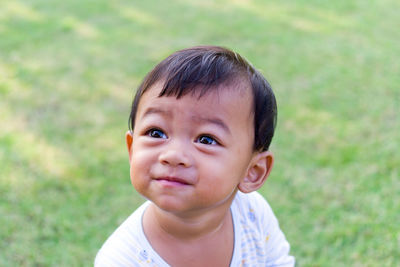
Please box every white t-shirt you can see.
[95,191,295,266]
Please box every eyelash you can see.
[196,135,219,146]
[145,128,220,146]
[145,128,167,139]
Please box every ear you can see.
[125,131,134,162]
[238,151,274,193]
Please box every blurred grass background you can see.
[1,0,399,266]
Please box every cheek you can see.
[208,151,250,179]
[129,150,153,187]
[197,159,242,190]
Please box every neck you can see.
[143,192,236,242]
[148,205,231,241]
[142,198,236,267]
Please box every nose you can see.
[158,143,192,167]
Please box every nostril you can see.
[158,150,191,167]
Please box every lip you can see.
[154,176,191,186]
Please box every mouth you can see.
[155,176,191,186]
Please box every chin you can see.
[152,199,188,213]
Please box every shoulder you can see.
[231,191,295,266]
[234,190,271,208]
[232,191,275,223]
[95,202,154,266]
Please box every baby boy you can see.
[95,46,295,266]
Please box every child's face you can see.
[127,82,257,215]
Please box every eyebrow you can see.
[142,107,231,135]
[191,115,231,135]
[142,107,172,118]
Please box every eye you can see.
[196,135,218,145]
[146,129,167,139]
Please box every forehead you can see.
[139,81,253,113]
[135,82,254,130]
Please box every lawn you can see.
[1,0,399,266]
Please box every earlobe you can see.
[238,151,274,193]
[125,131,134,162]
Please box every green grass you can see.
[1,0,399,266]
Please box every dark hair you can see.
[129,46,277,151]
